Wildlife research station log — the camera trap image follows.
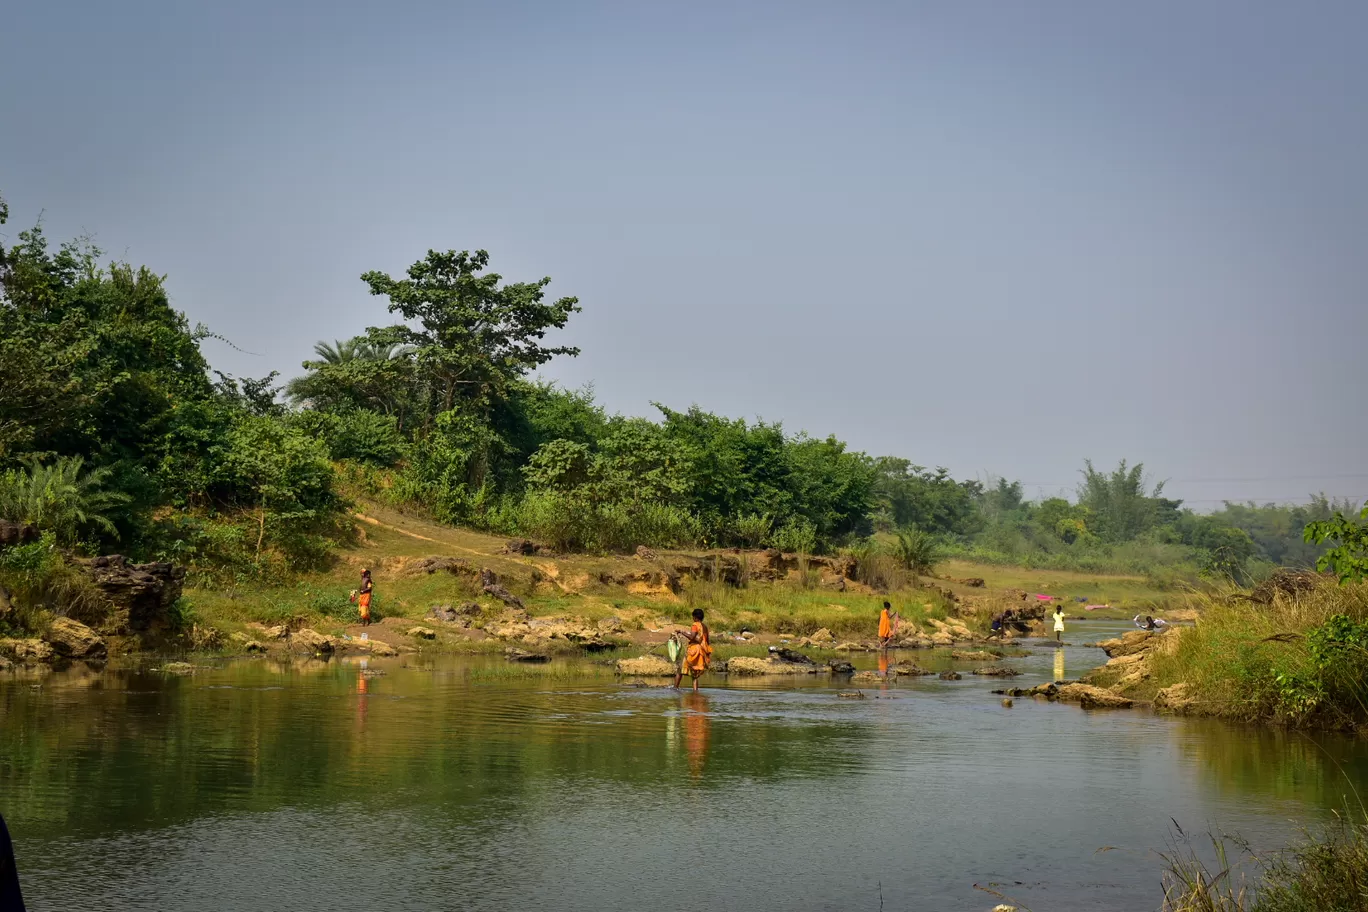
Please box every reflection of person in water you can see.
[1054,646,1065,683]
[1,812,25,912]
[683,691,709,778]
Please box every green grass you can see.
[1146,579,1368,728]
[1161,815,1368,912]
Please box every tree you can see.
[0,456,131,546]
[1305,500,1368,583]
[360,250,581,423]
[893,527,942,576]
[1077,459,1176,542]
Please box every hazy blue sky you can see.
[3,0,1365,508]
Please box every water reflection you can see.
[3,652,1367,912]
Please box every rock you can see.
[1002,698,1014,708]
[407,556,478,577]
[1155,682,1197,714]
[0,638,54,663]
[827,660,855,674]
[597,616,627,635]
[506,648,551,663]
[1114,669,1151,690]
[79,555,186,633]
[972,666,1020,677]
[292,629,336,655]
[993,905,1018,912]
[428,603,480,624]
[836,690,866,699]
[503,538,541,556]
[930,631,954,646]
[616,655,677,677]
[807,627,837,645]
[833,642,867,652]
[952,650,997,662]
[938,671,962,680]
[1105,651,1148,669]
[709,659,729,673]
[850,670,883,683]
[773,647,816,665]
[897,635,935,649]
[958,577,986,588]
[727,656,820,676]
[888,662,933,676]
[1056,683,1133,709]
[363,640,400,657]
[1249,569,1323,605]
[635,545,658,561]
[480,569,526,611]
[407,627,437,640]
[1096,630,1158,658]
[0,521,38,547]
[242,640,268,653]
[45,617,107,660]
[159,661,195,675]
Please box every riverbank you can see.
[0,501,1179,670]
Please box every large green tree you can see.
[361,250,581,425]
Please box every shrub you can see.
[0,456,132,547]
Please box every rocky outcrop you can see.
[0,638,54,663]
[1155,682,1197,714]
[1056,683,1133,709]
[406,556,479,578]
[938,671,962,680]
[480,569,526,612]
[888,662,933,676]
[1095,630,1158,658]
[616,655,676,677]
[972,666,1020,677]
[292,629,336,655]
[796,627,837,648]
[827,660,855,674]
[429,602,481,624]
[503,539,544,556]
[0,521,37,548]
[79,555,186,634]
[45,617,106,660]
[727,656,823,676]
[407,626,437,640]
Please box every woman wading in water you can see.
[673,609,712,692]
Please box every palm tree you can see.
[0,456,132,545]
[893,527,942,577]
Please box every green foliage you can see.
[733,512,774,549]
[360,249,580,422]
[1304,499,1368,583]
[0,533,105,627]
[892,527,943,576]
[289,410,407,466]
[0,456,132,546]
[1078,458,1181,542]
[872,458,981,535]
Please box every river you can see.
[3,621,1366,911]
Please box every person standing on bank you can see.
[351,569,374,627]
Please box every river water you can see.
[3,622,1366,912]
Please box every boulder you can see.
[407,556,478,577]
[292,629,336,655]
[1096,630,1158,658]
[727,656,821,676]
[363,640,400,657]
[429,602,481,624]
[503,538,541,556]
[1056,683,1133,709]
[0,638,54,663]
[833,642,868,652]
[972,666,1020,677]
[888,662,933,676]
[80,555,186,633]
[930,631,955,646]
[635,545,658,561]
[616,655,676,677]
[896,635,935,649]
[807,627,836,645]
[952,650,997,662]
[407,627,437,640]
[242,640,269,653]
[1155,682,1197,714]
[506,648,551,663]
[45,618,107,659]
[772,647,816,665]
[597,616,627,635]
[480,569,526,611]
[850,670,883,683]
[0,521,38,548]
[836,690,866,699]
[827,660,855,674]
[938,671,962,680]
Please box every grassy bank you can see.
[1145,577,1368,728]
[1163,815,1368,912]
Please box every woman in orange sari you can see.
[878,600,893,648]
[673,608,712,692]
[351,569,373,627]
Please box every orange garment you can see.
[358,591,372,620]
[685,622,712,674]
[878,609,892,639]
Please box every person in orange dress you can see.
[351,569,373,626]
[878,600,894,649]
[673,608,712,692]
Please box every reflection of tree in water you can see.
[0,660,872,842]
[1173,722,1368,811]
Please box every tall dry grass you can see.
[1148,579,1368,727]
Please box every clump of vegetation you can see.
[1147,578,1368,728]
[1162,816,1368,912]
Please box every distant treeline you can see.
[0,195,1357,586]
